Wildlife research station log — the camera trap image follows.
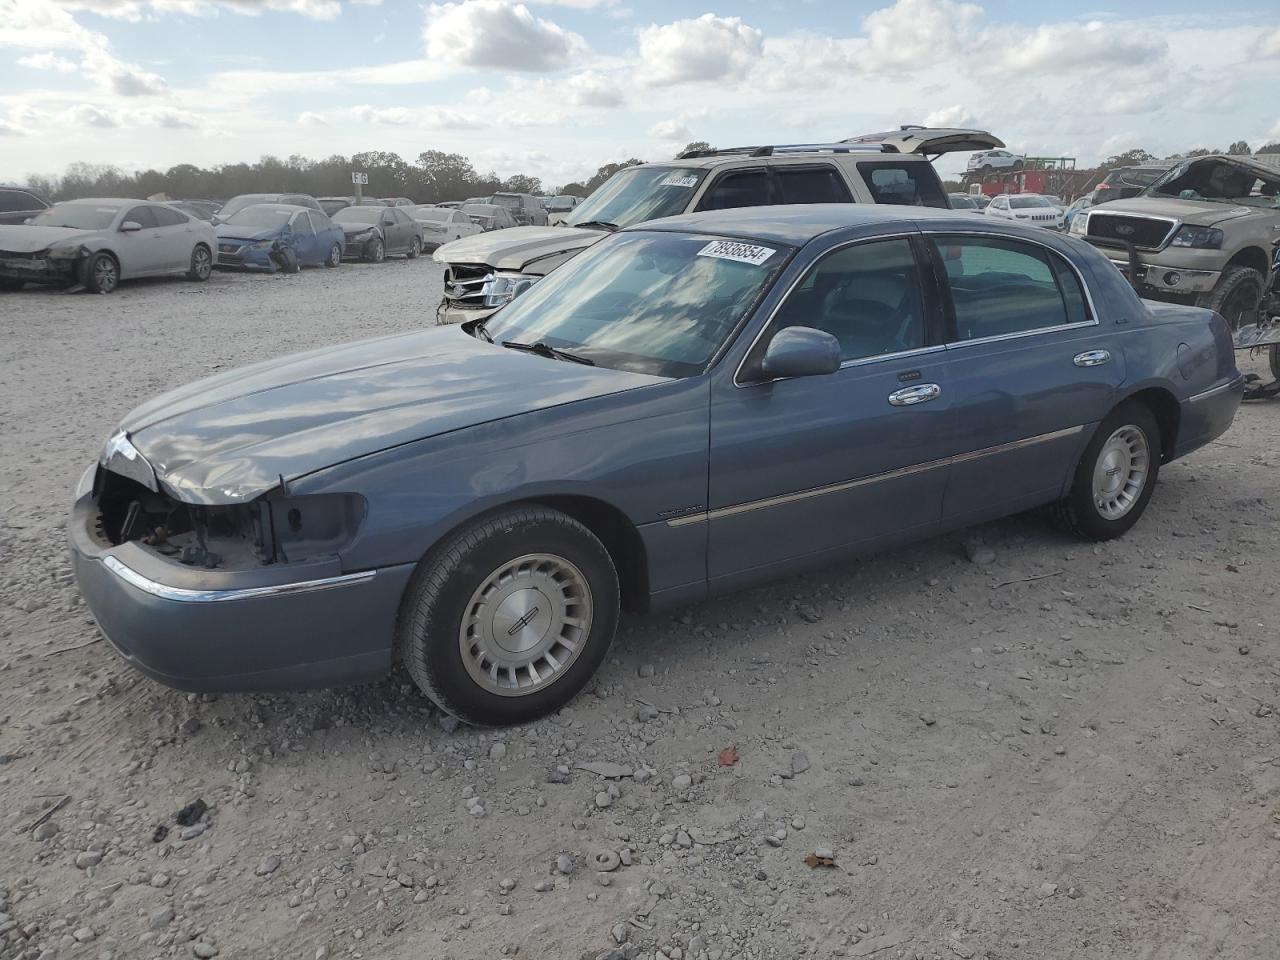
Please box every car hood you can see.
[214,225,279,243]
[118,326,667,505]
[434,225,602,273]
[0,225,97,252]
[1091,195,1263,227]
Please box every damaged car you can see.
[71,204,1242,725]
[214,204,344,271]
[1071,153,1279,330]
[0,198,216,294]
[432,126,999,326]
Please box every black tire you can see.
[396,506,620,726]
[0,277,24,292]
[80,252,119,294]
[1270,344,1280,381]
[980,163,992,173]
[1049,400,1162,541]
[1196,266,1264,333]
[407,236,421,260]
[187,244,212,282]
[325,242,341,268]
[1012,159,1024,171]
[367,237,385,263]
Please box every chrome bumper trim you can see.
[1187,376,1246,405]
[102,555,376,603]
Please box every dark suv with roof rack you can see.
[432,126,1004,325]
[0,185,52,225]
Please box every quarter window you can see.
[770,238,926,362]
[933,236,1090,341]
[857,161,948,208]
[700,169,772,211]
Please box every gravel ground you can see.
[1,262,1278,960]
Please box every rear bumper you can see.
[69,485,414,692]
[1174,374,1245,460]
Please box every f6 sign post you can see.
[351,171,368,203]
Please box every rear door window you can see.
[932,236,1090,341]
[151,205,187,227]
[857,161,949,209]
[773,165,853,204]
[699,169,774,211]
[125,206,159,228]
[0,190,41,213]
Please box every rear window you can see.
[857,161,948,209]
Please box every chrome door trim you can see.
[1073,349,1111,367]
[102,555,376,603]
[669,424,1086,527]
[888,383,942,405]
[945,320,1098,351]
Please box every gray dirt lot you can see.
[1,261,1278,960]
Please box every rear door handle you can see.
[1074,349,1111,367]
[888,383,942,406]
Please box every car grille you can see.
[1024,214,1058,223]
[442,263,491,308]
[1085,214,1175,250]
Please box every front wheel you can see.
[1197,266,1265,333]
[396,506,620,726]
[367,238,385,263]
[187,244,212,281]
[1049,401,1161,541]
[407,236,421,260]
[81,252,119,294]
[325,242,341,267]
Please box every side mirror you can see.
[120,221,142,232]
[757,327,841,381]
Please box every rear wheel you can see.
[396,506,620,726]
[187,244,212,281]
[325,242,341,267]
[1270,344,1280,381]
[407,236,421,260]
[1050,401,1161,541]
[1197,266,1264,333]
[81,252,119,294]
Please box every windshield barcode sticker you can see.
[661,174,699,188]
[697,240,776,266]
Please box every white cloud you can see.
[636,14,763,86]
[922,105,981,129]
[861,0,979,72]
[423,1,587,73]
[52,0,346,20]
[1257,28,1280,59]
[130,106,204,128]
[647,119,689,140]
[17,51,80,72]
[0,119,25,136]
[348,104,488,129]
[561,70,623,107]
[989,19,1164,75]
[297,110,327,125]
[66,103,118,126]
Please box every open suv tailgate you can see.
[842,126,1005,154]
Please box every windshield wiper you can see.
[571,220,619,232]
[501,340,595,365]
[471,318,494,343]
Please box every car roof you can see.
[59,198,133,206]
[237,203,310,213]
[635,204,967,245]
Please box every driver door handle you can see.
[1074,349,1111,367]
[888,383,942,406]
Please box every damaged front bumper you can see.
[0,249,81,286]
[1084,239,1222,296]
[68,464,414,692]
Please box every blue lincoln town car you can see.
[70,205,1243,725]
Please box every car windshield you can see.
[481,231,791,378]
[225,206,294,228]
[335,207,383,224]
[565,166,706,230]
[318,199,350,215]
[30,203,120,230]
[1009,196,1051,209]
[1146,157,1280,207]
[415,208,451,221]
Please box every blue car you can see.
[70,205,1243,725]
[214,203,344,271]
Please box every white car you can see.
[0,197,216,294]
[983,194,1065,230]
[411,206,482,249]
[967,149,1024,173]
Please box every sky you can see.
[2,0,1280,189]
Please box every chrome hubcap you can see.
[1092,425,1149,520]
[195,249,210,277]
[459,553,592,697]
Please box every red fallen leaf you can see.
[717,746,738,767]
[803,852,835,868]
